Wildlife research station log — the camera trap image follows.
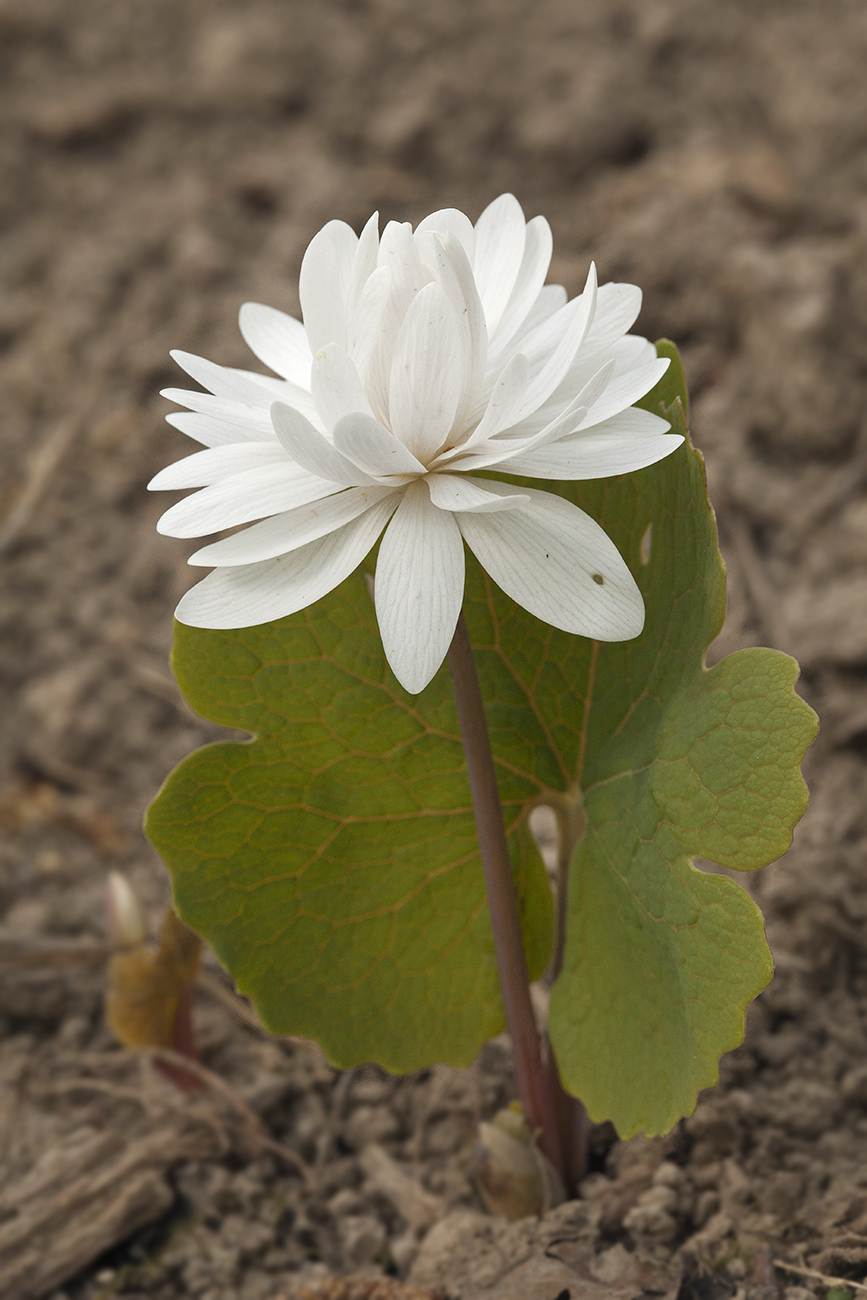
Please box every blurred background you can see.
[4,1,867,1297]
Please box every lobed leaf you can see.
[146,581,553,1071]
[147,341,816,1133]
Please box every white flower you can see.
[150,194,682,693]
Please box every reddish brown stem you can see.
[153,985,201,1092]
[447,612,565,1180]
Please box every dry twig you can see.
[149,1047,313,1182]
[774,1259,867,1293]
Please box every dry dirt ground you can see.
[3,1,867,1297]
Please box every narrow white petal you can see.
[170,351,278,408]
[333,412,426,476]
[176,502,396,629]
[473,194,527,334]
[149,443,286,490]
[503,432,683,479]
[518,287,589,373]
[426,474,529,513]
[578,283,642,360]
[378,220,429,298]
[375,482,465,694]
[181,356,312,406]
[534,336,661,433]
[513,283,568,342]
[426,234,486,433]
[582,407,672,438]
[189,486,398,566]
[162,389,276,434]
[167,357,320,426]
[437,353,530,463]
[157,464,336,538]
[271,401,375,486]
[581,357,670,428]
[415,208,476,265]
[388,282,463,463]
[347,211,380,320]
[446,409,585,474]
[480,360,615,462]
[365,224,434,427]
[299,219,358,352]
[348,265,394,423]
[519,263,598,417]
[459,487,644,641]
[165,411,272,447]
[310,343,373,432]
[455,404,596,475]
[445,364,608,470]
[238,303,313,386]
[487,215,553,361]
[610,335,660,369]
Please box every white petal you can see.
[149,442,286,490]
[473,194,527,334]
[581,356,670,428]
[446,409,584,474]
[364,224,434,426]
[451,353,530,453]
[426,474,529,513]
[518,287,589,373]
[584,406,672,437]
[445,368,608,473]
[502,338,657,441]
[189,486,398,565]
[415,208,476,265]
[170,351,279,407]
[299,219,358,352]
[610,335,659,369]
[176,501,396,629]
[165,411,272,447]
[374,482,465,694]
[534,337,662,434]
[388,282,463,462]
[378,220,429,298]
[238,303,313,386]
[168,354,320,425]
[487,215,553,361]
[348,265,394,423]
[311,343,373,432]
[519,263,598,417]
[513,283,568,343]
[578,283,642,360]
[271,401,376,486]
[162,389,276,434]
[458,487,644,641]
[486,358,613,460]
[426,234,487,433]
[346,211,380,320]
[332,412,426,476]
[157,464,336,538]
[502,432,683,479]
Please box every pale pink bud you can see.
[106,871,147,947]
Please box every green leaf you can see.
[540,342,817,1136]
[146,584,553,1072]
[146,340,816,1134]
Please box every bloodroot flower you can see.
[150,195,683,693]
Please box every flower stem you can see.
[447,611,565,1180]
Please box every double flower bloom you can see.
[150,194,682,693]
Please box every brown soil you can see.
[3,1,867,1298]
